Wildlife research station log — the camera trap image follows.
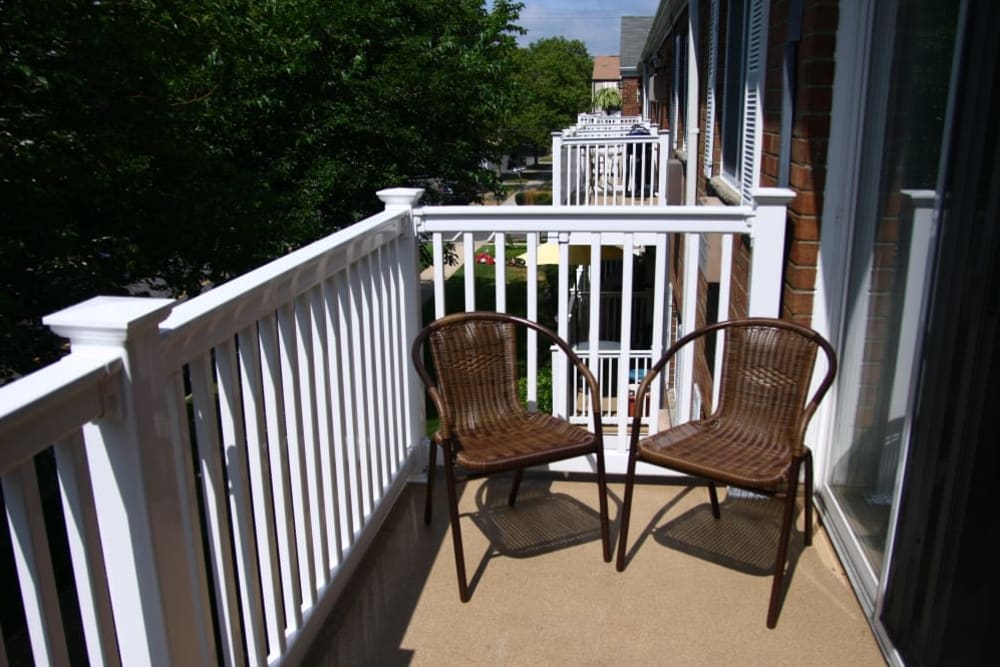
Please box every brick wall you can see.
[656,1,839,414]
[764,0,839,326]
[621,76,642,116]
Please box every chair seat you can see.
[454,412,598,473]
[637,418,794,488]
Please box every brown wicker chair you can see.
[615,318,836,627]
[412,311,611,601]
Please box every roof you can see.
[642,1,686,63]
[592,55,621,81]
[620,16,654,76]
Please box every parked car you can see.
[411,176,475,205]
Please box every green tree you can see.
[0,0,523,379]
[505,36,591,157]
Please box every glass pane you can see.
[827,0,959,574]
[721,0,747,180]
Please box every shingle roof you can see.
[620,16,654,75]
[592,55,621,81]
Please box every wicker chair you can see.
[615,318,837,627]
[412,311,611,601]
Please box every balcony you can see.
[304,477,883,664]
[0,188,880,664]
[552,115,670,207]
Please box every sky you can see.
[505,0,662,57]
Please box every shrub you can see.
[514,189,553,205]
[519,365,553,413]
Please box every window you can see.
[720,0,748,183]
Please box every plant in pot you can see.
[593,87,623,115]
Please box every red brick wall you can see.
[764,0,839,326]
[622,76,642,116]
[658,1,839,411]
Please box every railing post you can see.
[749,188,796,316]
[553,233,572,418]
[551,131,563,206]
[377,187,426,471]
[657,130,670,205]
[42,296,213,666]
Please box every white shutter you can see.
[671,32,681,150]
[740,0,771,204]
[703,0,720,177]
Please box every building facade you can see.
[638,0,997,663]
[620,17,655,116]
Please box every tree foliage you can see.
[505,36,592,155]
[0,0,523,378]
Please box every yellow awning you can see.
[517,242,623,265]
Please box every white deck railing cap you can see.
[43,295,174,346]
[377,187,425,209]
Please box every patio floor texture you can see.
[304,474,885,666]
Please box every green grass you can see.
[420,244,557,328]
[418,246,561,435]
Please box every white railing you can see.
[576,113,644,127]
[0,187,792,664]
[0,188,425,666]
[552,131,670,206]
[415,190,793,470]
[569,347,655,426]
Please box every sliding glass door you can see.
[821,0,960,602]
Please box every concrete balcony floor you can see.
[304,474,885,665]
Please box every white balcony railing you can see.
[416,192,792,465]
[552,130,670,206]
[575,112,644,128]
[0,187,791,664]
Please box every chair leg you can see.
[708,481,721,519]
[803,450,813,547]
[443,457,470,602]
[595,447,611,562]
[767,460,802,628]
[615,450,640,571]
[424,440,438,525]
[508,468,524,507]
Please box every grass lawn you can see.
[418,244,560,435]
[420,244,558,328]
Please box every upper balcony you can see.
[0,187,881,664]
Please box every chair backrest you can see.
[714,321,834,452]
[412,311,603,443]
[642,318,836,455]
[422,314,525,437]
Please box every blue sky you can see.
[506,0,662,56]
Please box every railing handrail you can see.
[416,204,754,234]
[160,209,407,367]
[0,351,122,474]
[576,113,643,125]
[560,133,662,144]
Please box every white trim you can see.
[686,6,701,205]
